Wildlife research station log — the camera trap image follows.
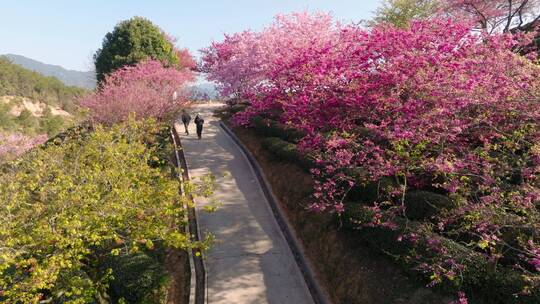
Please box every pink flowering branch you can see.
[0,133,47,162]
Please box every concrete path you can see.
[180,103,314,304]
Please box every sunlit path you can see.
[179,102,313,304]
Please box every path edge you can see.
[220,121,332,304]
[171,124,208,304]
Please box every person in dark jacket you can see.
[194,114,204,140]
[181,109,191,135]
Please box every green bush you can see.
[251,116,305,143]
[40,109,65,136]
[105,251,169,304]
[16,109,38,129]
[229,104,248,114]
[404,190,456,220]
[0,103,15,131]
[345,175,396,204]
[261,137,314,169]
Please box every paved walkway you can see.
[179,103,313,304]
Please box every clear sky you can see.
[0,1,380,71]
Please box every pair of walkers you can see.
[181,109,204,139]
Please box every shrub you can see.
[251,116,305,143]
[404,190,456,220]
[262,137,300,160]
[0,119,193,303]
[40,111,65,136]
[105,252,168,304]
[261,137,314,169]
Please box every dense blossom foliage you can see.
[0,132,47,162]
[80,60,194,125]
[203,12,540,299]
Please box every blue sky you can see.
[0,1,380,71]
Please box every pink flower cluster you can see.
[81,60,194,125]
[0,132,47,162]
[203,11,540,291]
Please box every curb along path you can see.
[220,122,330,304]
[170,125,206,304]
[180,103,319,304]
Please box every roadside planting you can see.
[203,12,540,302]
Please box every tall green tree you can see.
[94,17,180,82]
[372,0,439,28]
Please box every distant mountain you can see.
[0,57,84,136]
[189,82,218,99]
[2,54,96,89]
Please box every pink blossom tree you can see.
[203,11,540,296]
[80,60,194,125]
[0,133,47,162]
[200,11,340,98]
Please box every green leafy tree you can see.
[372,0,440,28]
[94,17,180,82]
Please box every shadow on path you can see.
[180,104,313,304]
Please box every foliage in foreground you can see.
[0,119,193,303]
[203,12,540,302]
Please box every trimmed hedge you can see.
[261,137,314,170]
[230,104,248,114]
[345,175,396,204]
[251,116,305,143]
[404,190,456,220]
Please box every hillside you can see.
[0,57,85,136]
[2,54,96,89]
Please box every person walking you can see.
[194,114,204,140]
[181,109,191,135]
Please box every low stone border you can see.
[220,121,331,304]
[171,124,207,304]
